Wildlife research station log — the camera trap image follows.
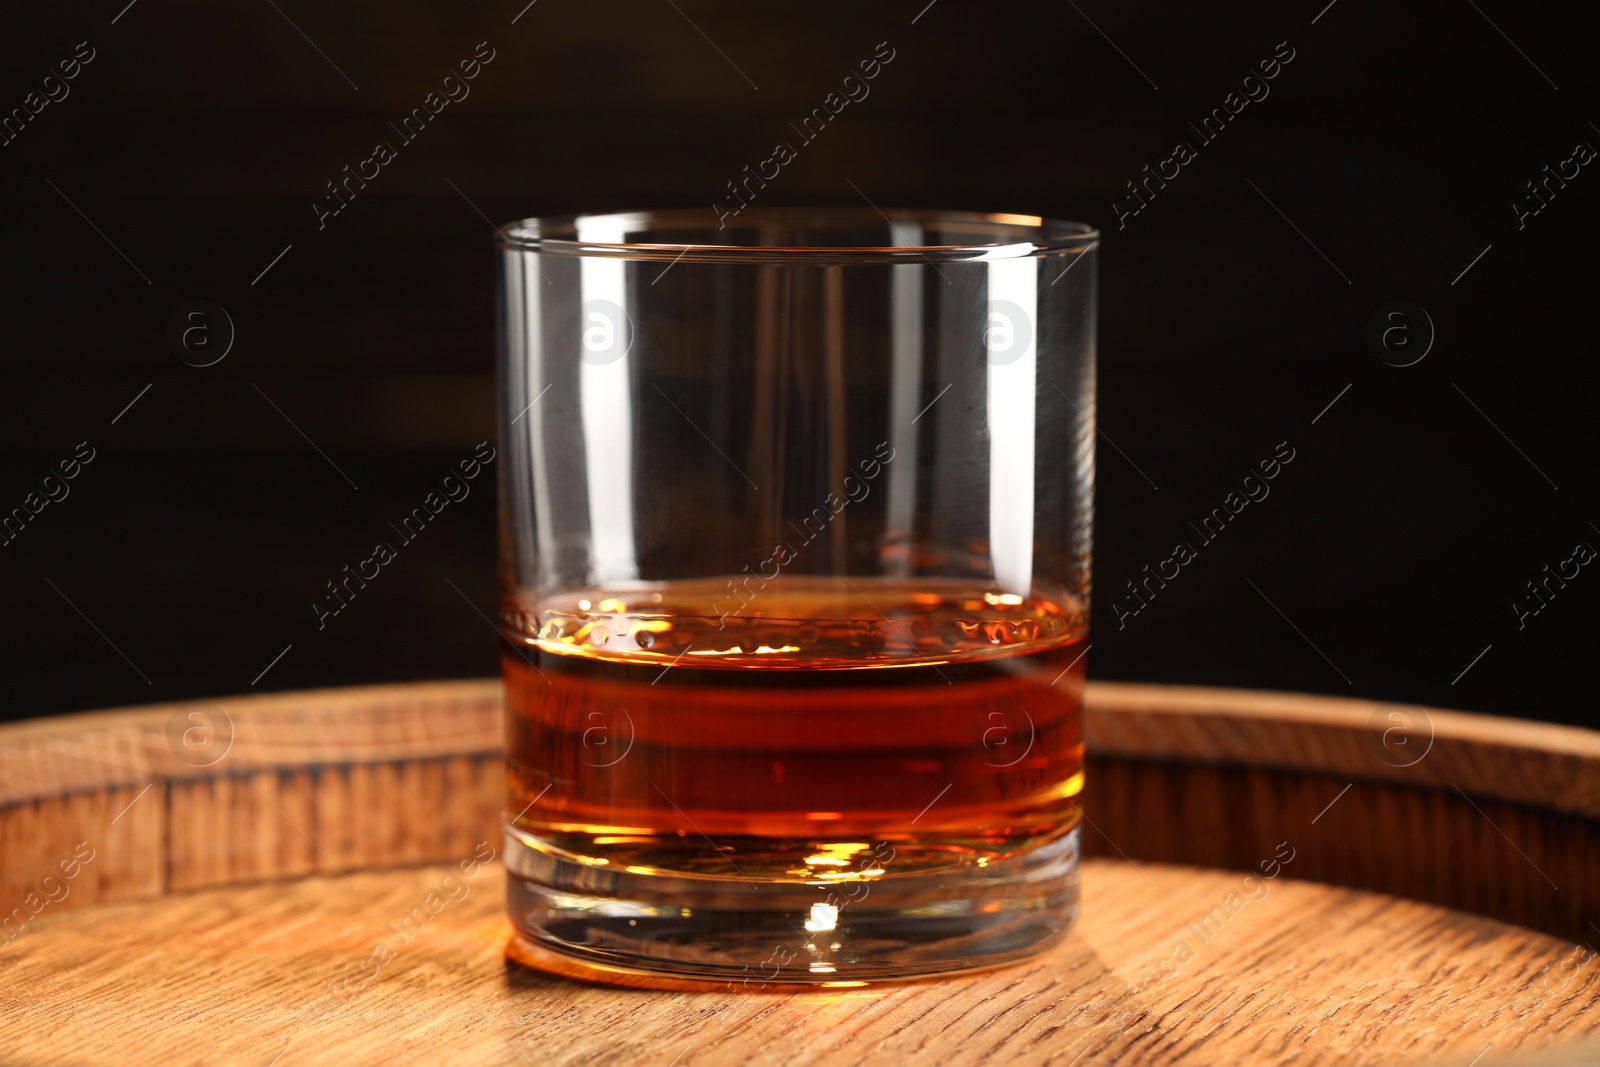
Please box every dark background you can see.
[1,1,1595,726]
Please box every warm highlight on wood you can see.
[1,679,1598,1065]
[4,860,1598,1066]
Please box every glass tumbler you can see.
[496,208,1097,986]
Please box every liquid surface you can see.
[504,578,1087,880]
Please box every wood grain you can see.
[0,680,502,910]
[1081,685,1600,943]
[2,679,1599,1064]
[3,860,1599,1066]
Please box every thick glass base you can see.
[504,824,1080,988]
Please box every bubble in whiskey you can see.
[510,577,1084,670]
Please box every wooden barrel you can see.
[1,679,1596,1065]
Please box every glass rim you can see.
[495,207,1099,264]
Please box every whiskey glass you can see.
[496,208,1097,986]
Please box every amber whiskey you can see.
[502,576,1085,985]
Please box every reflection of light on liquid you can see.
[1056,770,1086,799]
[809,962,837,973]
[805,903,839,932]
[984,592,1025,606]
[687,645,802,656]
[788,842,884,881]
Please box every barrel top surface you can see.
[3,858,1597,1067]
[2,679,1598,1065]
